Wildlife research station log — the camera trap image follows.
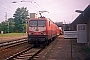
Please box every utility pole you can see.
[5,12,9,33]
[5,12,7,21]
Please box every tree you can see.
[13,7,29,32]
[8,18,14,33]
[0,23,2,32]
[0,21,8,33]
[0,18,15,33]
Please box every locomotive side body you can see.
[27,18,60,45]
[56,25,60,35]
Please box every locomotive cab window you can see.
[30,20,46,27]
[30,20,37,26]
[38,20,46,27]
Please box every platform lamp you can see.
[75,10,83,13]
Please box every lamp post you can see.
[22,26,24,36]
[22,19,24,36]
[24,20,27,35]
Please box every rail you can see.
[5,45,44,60]
[0,37,27,50]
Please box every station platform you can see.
[37,35,80,60]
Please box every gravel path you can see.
[37,35,80,60]
[47,38,79,60]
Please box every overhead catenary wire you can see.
[30,1,40,10]
[5,0,12,9]
[5,0,15,11]
[0,2,14,12]
[21,0,40,10]
[33,1,43,10]
[0,5,13,12]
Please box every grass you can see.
[81,47,90,52]
[0,33,27,37]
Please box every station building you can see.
[70,4,90,46]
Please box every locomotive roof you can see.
[29,17,47,20]
[29,18,54,24]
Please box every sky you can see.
[0,0,90,23]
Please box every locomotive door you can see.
[77,24,87,43]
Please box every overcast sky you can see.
[0,0,90,23]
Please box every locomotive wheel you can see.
[34,43,40,47]
[44,40,49,46]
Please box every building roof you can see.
[71,4,90,26]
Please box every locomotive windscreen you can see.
[30,20,46,27]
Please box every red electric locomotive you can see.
[27,13,60,45]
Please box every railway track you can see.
[0,37,57,60]
[5,45,44,60]
[0,37,27,50]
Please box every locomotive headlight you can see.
[29,32,33,35]
[43,32,46,35]
[43,33,46,35]
[29,33,31,35]
[41,31,46,35]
